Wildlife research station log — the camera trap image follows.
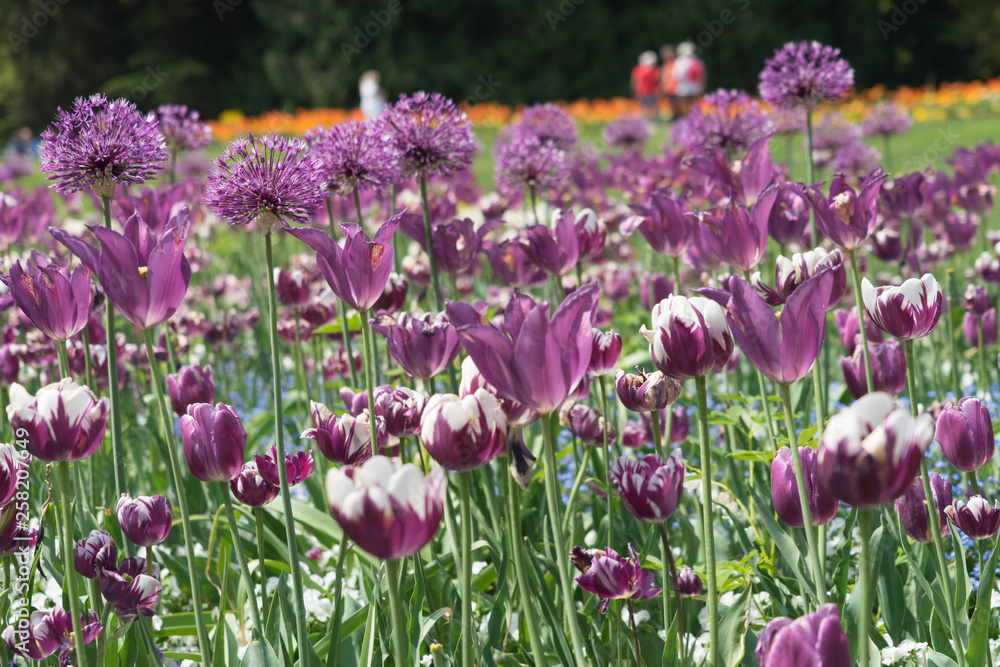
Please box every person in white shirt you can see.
[359,70,387,120]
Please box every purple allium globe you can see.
[305,118,401,195]
[672,89,772,155]
[495,135,567,195]
[861,102,913,138]
[39,94,169,198]
[157,105,212,153]
[768,107,806,135]
[602,114,652,150]
[516,102,578,150]
[204,132,327,233]
[830,141,882,178]
[385,92,476,178]
[758,41,855,109]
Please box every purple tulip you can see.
[750,248,845,308]
[609,451,685,522]
[0,444,28,508]
[833,307,883,355]
[166,364,215,417]
[767,184,810,245]
[639,274,675,312]
[840,338,907,399]
[723,272,834,384]
[458,356,539,428]
[946,496,1000,540]
[1,251,92,341]
[230,462,279,508]
[963,309,998,347]
[274,268,312,307]
[677,568,703,597]
[287,214,400,312]
[7,379,108,462]
[588,329,622,376]
[98,555,163,623]
[935,397,995,472]
[817,392,934,508]
[622,190,695,258]
[771,446,838,528]
[481,239,548,287]
[326,456,446,561]
[51,208,191,330]
[256,445,314,487]
[575,208,606,262]
[429,218,497,275]
[696,187,778,272]
[116,494,173,547]
[615,368,681,413]
[562,403,614,447]
[3,607,102,663]
[74,529,118,579]
[340,387,369,417]
[895,473,952,543]
[302,401,385,465]
[374,386,428,438]
[862,273,944,340]
[374,272,409,312]
[0,345,19,386]
[522,209,581,276]
[179,402,247,483]
[803,170,887,249]
[420,389,507,471]
[448,282,600,414]
[964,284,992,315]
[755,604,851,667]
[372,311,460,380]
[572,543,661,614]
[640,294,734,380]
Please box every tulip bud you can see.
[963,310,998,348]
[562,403,614,447]
[946,496,1000,540]
[507,429,536,489]
[167,364,215,417]
[230,462,280,508]
[7,379,109,462]
[755,604,851,667]
[771,447,838,528]
[935,397,995,472]
[274,268,311,307]
[588,329,622,376]
[255,445,314,487]
[669,405,690,444]
[862,273,944,340]
[116,494,173,548]
[677,567,703,597]
[641,295,734,380]
[0,443,29,508]
[420,390,508,471]
[833,307,883,355]
[840,338,906,399]
[372,272,409,312]
[573,543,661,614]
[609,451,685,522]
[895,473,952,543]
[375,387,428,438]
[179,402,247,483]
[302,401,388,465]
[74,529,118,579]
[640,274,675,312]
[372,311,460,380]
[964,284,992,315]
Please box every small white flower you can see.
[471,561,488,576]
[420,655,433,667]
[584,530,598,547]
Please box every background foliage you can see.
[1,0,998,138]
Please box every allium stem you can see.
[779,383,827,606]
[264,232,312,667]
[905,339,966,665]
[458,471,474,667]
[142,328,212,667]
[359,310,378,457]
[539,411,588,667]
[528,184,540,227]
[221,483,263,637]
[384,559,410,667]
[857,509,873,666]
[804,106,817,243]
[254,508,269,627]
[694,375,718,667]
[502,434,549,666]
[848,248,875,391]
[58,461,87,667]
[101,196,128,536]
[419,174,445,312]
[598,375,614,547]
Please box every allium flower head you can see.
[758,41,855,109]
[673,89,771,155]
[830,141,882,178]
[305,118,401,195]
[204,132,327,233]
[861,102,913,138]
[602,114,652,150]
[40,94,168,198]
[385,92,476,178]
[495,135,567,195]
[515,102,578,150]
[156,105,212,153]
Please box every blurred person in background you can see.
[671,42,705,117]
[631,51,661,120]
[660,44,677,119]
[359,70,387,119]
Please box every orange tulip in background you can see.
[208,76,1000,141]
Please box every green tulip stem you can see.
[695,375,718,667]
[254,508,269,627]
[326,539,350,667]
[458,471,474,667]
[650,405,665,459]
[142,327,212,667]
[857,509,873,665]
[220,484,263,637]
[358,309,378,457]
[598,375,614,546]
[419,174,445,312]
[263,232,312,667]
[848,248,875,391]
[384,559,410,667]
[58,461,87,667]
[540,411,588,667]
[779,383,827,606]
[657,522,684,666]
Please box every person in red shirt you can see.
[631,51,661,120]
